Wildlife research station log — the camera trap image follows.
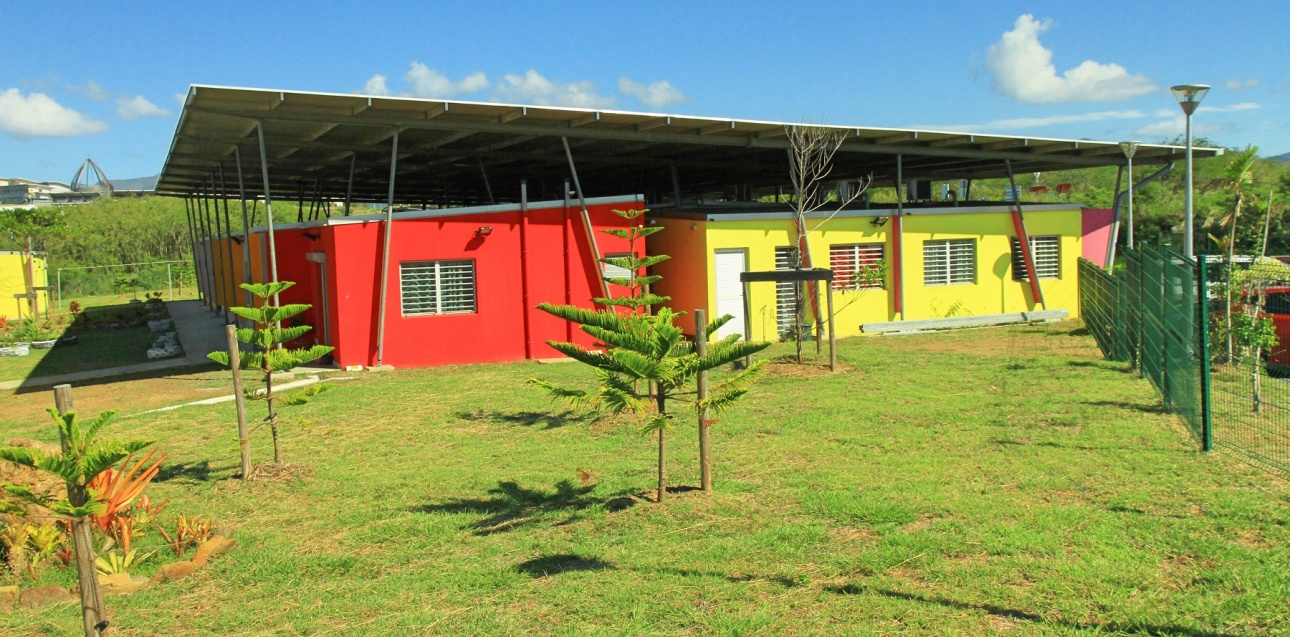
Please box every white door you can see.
[714,249,747,340]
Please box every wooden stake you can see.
[53,384,105,637]
[695,310,712,493]
[226,325,252,478]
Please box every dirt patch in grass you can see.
[2,368,228,425]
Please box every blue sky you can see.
[2,0,1286,182]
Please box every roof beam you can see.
[497,107,527,124]
[636,116,671,132]
[569,112,600,127]
[927,135,973,148]
[699,121,735,135]
[873,131,918,145]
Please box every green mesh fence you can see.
[1079,247,1207,447]
[1204,257,1290,475]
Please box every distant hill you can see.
[110,175,159,191]
[1269,152,1290,164]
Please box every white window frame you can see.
[923,239,975,286]
[1011,235,1060,281]
[774,246,799,338]
[602,252,634,283]
[399,259,477,316]
[829,243,885,291]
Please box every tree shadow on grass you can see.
[1083,399,1169,414]
[512,553,800,588]
[454,409,594,429]
[413,479,639,535]
[827,583,1234,637]
[155,460,217,484]
[988,437,1179,454]
[515,553,616,578]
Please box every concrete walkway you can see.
[0,300,228,390]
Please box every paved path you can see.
[0,300,228,390]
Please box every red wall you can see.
[273,197,640,368]
[1082,208,1114,267]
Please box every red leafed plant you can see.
[87,449,168,533]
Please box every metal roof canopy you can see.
[157,85,1222,206]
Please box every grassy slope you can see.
[1,323,1286,635]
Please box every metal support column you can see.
[344,153,356,216]
[478,157,495,204]
[1109,163,1174,269]
[256,120,281,303]
[1107,166,1124,269]
[375,129,400,368]
[183,196,201,302]
[561,136,612,302]
[1005,160,1046,310]
[234,147,254,308]
[218,165,237,319]
[892,155,905,319]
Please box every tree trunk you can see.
[655,392,667,502]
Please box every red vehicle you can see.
[1263,286,1290,367]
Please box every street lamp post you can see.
[1172,84,1210,258]
[1120,141,1140,250]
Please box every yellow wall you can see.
[650,207,1083,342]
[900,209,1082,321]
[0,252,48,320]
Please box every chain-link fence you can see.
[1204,257,1290,474]
[54,260,197,309]
[1081,247,1290,476]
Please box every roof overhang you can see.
[157,85,1223,205]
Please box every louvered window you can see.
[775,246,798,338]
[602,252,633,283]
[1010,236,1060,280]
[923,239,975,286]
[400,260,477,316]
[829,243,884,291]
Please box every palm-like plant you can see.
[1216,146,1260,361]
[209,281,334,465]
[0,408,155,633]
[529,208,770,501]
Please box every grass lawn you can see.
[1,322,1286,635]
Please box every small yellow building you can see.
[648,203,1083,342]
[0,251,49,321]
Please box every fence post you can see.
[1197,254,1213,452]
[1138,251,1146,379]
[1160,247,1171,409]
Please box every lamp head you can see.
[1119,141,1140,160]
[1171,84,1210,116]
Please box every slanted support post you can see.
[1005,160,1046,310]
[344,153,356,216]
[218,165,237,321]
[478,157,495,204]
[375,129,400,368]
[561,136,612,303]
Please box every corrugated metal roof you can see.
[157,84,1221,205]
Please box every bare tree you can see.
[784,125,871,363]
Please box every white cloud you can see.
[1135,115,1229,139]
[361,74,392,96]
[1224,78,1260,91]
[931,109,1146,132]
[174,92,188,108]
[77,80,110,101]
[0,88,108,139]
[985,15,1157,104]
[404,63,488,98]
[495,70,616,108]
[618,78,690,108]
[116,95,170,120]
[1201,102,1261,113]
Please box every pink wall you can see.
[1082,208,1114,267]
